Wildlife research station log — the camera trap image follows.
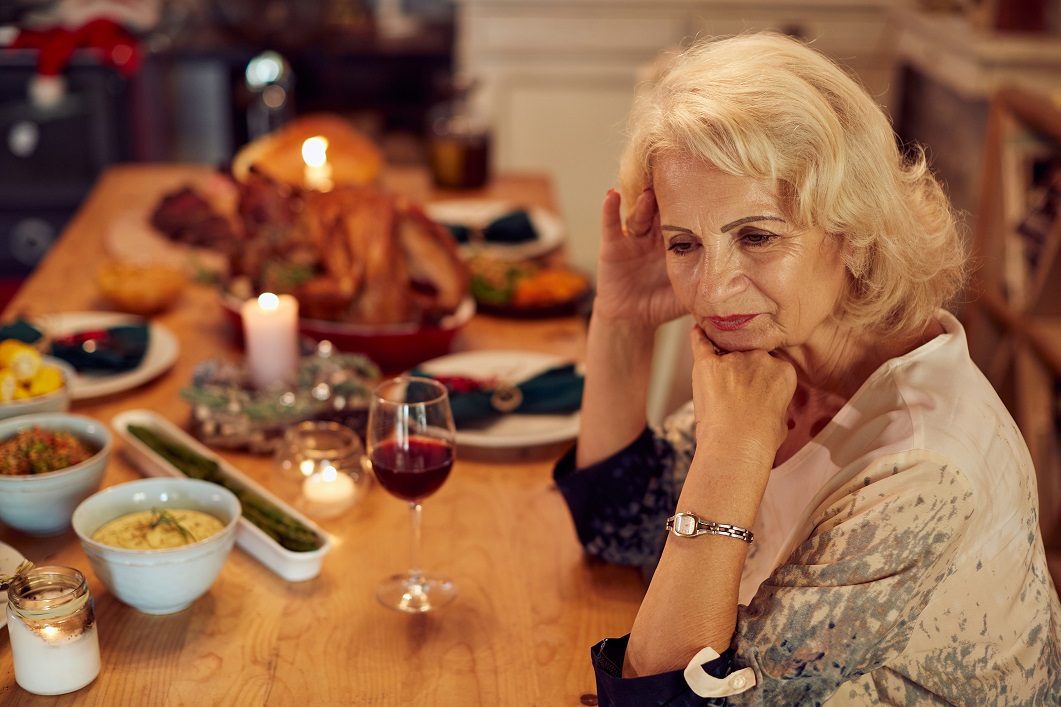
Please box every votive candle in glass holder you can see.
[6,566,100,696]
[274,420,369,518]
[241,292,299,390]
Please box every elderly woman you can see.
[555,33,1061,704]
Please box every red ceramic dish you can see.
[220,293,475,373]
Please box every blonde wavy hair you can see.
[619,32,967,337]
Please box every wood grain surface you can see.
[0,164,644,706]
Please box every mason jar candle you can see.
[6,566,100,695]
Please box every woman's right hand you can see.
[577,188,677,466]
[592,188,686,328]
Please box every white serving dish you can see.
[111,409,332,582]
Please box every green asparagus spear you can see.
[127,424,324,552]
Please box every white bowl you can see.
[0,412,110,536]
[0,356,75,420]
[71,477,240,615]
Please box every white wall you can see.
[456,0,897,275]
[456,0,897,421]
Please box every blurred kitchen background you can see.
[0,0,1058,291]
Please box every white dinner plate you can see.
[425,199,566,261]
[0,541,27,628]
[37,312,180,400]
[416,350,580,448]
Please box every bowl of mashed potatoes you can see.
[0,412,111,535]
[72,477,240,614]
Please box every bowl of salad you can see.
[0,413,111,536]
[466,254,592,318]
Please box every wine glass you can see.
[367,376,457,612]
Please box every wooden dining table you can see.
[0,164,646,705]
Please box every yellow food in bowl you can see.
[0,340,40,382]
[28,366,63,396]
[97,261,186,315]
[0,341,64,402]
[92,508,225,550]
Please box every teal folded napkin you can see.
[0,318,150,373]
[411,364,583,428]
[446,210,538,245]
[50,325,150,373]
[0,319,43,345]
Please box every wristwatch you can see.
[666,512,754,544]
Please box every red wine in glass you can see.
[367,376,458,613]
[371,437,454,502]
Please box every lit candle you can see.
[302,465,357,517]
[8,614,100,695]
[6,567,101,696]
[302,136,333,191]
[241,292,300,389]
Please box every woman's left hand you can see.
[625,326,798,679]
[688,325,796,469]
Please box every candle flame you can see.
[322,465,338,482]
[258,292,280,311]
[302,137,328,168]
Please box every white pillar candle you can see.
[302,136,333,191]
[302,465,357,517]
[241,292,300,390]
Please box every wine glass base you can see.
[376,572,457,613]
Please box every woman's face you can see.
[654,153,850,353]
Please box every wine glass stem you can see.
[408,501,424,584]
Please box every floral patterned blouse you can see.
[555,311,1061,705]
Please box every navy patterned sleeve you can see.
[553,409,696,568]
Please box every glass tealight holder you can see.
[6,566,101,696]
[273,420,369,519]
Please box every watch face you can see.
[675,513,698,536]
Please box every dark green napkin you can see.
[0,319,43,345]
[446,210,538,245]
[49,325,150,373]
[412,364,583,428]
[0,317,149,373]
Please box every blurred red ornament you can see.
[10,18,143,79]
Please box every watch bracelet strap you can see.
[666,513,754,544]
